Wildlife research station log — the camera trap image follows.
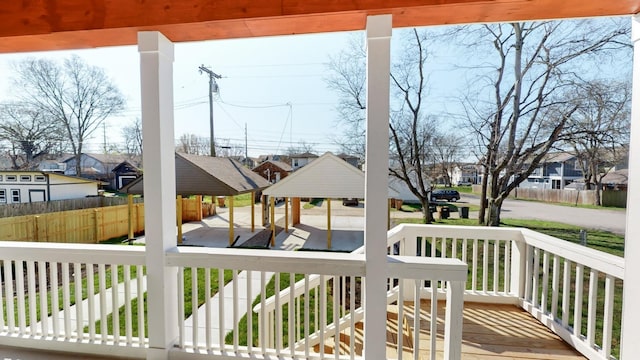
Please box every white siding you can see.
[48,182,97,200]
[265,152,366,198]
[0,172,98,203]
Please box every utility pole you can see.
[198,65,222,157]
[103,123,107,154]
[245,123,248,166]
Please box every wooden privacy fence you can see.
[472,185,626,208]
[0,197,212,243]
[0,196,144,218]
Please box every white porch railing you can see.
[0,222,625,360]
[0,242,147,359]
[166,247,467,360]
[386,224,625,360]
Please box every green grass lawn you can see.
[303,198,324,209]
[227,272,342,348]
[92,268,233,337]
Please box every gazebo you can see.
[263,152,398,248]
[123,152,271,244]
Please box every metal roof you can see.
[123,153,271,196]
[264,152,398,198]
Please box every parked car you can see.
[342,198,359,206]
[431,189,460,202]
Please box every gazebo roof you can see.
[123,152,271,196]
[263,152,398,198]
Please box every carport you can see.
[263,152,398,248]
[123,152,271,245]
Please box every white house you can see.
[0,171,99,204]
[290,152,318,170]
[451,163,481,185]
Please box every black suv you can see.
[431,189,460,202]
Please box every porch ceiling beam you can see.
[0,0,639,53]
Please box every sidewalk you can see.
[182,270,273,345]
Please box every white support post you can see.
[621,14,640,359]
[364,14,392,359]
[510,236,527,298]
[444,280,464,360]
[138,31,178,360]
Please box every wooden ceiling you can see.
[0,0,638,53]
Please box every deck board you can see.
[406,301,586,360]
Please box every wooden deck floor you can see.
[393,301,586,360]
[320,301,586,360]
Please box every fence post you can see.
[33,216,39,242]
[93,209,100,243]
[176,195,183,244]
[128,194,134,242]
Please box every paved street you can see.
[459,194,627,235]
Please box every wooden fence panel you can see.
[602,191,627,208]
[0,197,217,243]
[0,196,144,218]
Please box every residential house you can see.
[0,171,99,203]
[112,160,143,190]
[252,159,292,183]
[37,158,67,173]
[290,152,318,170]
[1,3,640,360]
[336,153,360,168]
[256,154,289,164]
[450,163,481,185]
[519,152,583,190]
[63,153,141,190]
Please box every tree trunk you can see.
[485,197,503,227]
[74,152,82,177]
[478,171,489,224]
[420,198,433,224]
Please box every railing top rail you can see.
[387,256,468,281]
[521,228,625,279]
[394,223,524,242]
[0,241,145,265]
[166,246,366,276]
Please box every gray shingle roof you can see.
[122,153,270,196]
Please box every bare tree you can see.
[176,134,210,155]
[566,79,630,204]
[0,102,65,169]
[286,141,317,156]
[327,29,438,223]
[465,20,630,226]
[122,118,143,156]
[13,55,125,176]
[326,36,367,159]
[431,130,463,187]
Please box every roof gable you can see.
[264,152,396,198]
[253,160,292,172]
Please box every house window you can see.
[11,189,20,203]
[0,189,5,203]
[20,175,31,182]
[34,175,46,182]
[6,175,16,182]
[0,175,3,181]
